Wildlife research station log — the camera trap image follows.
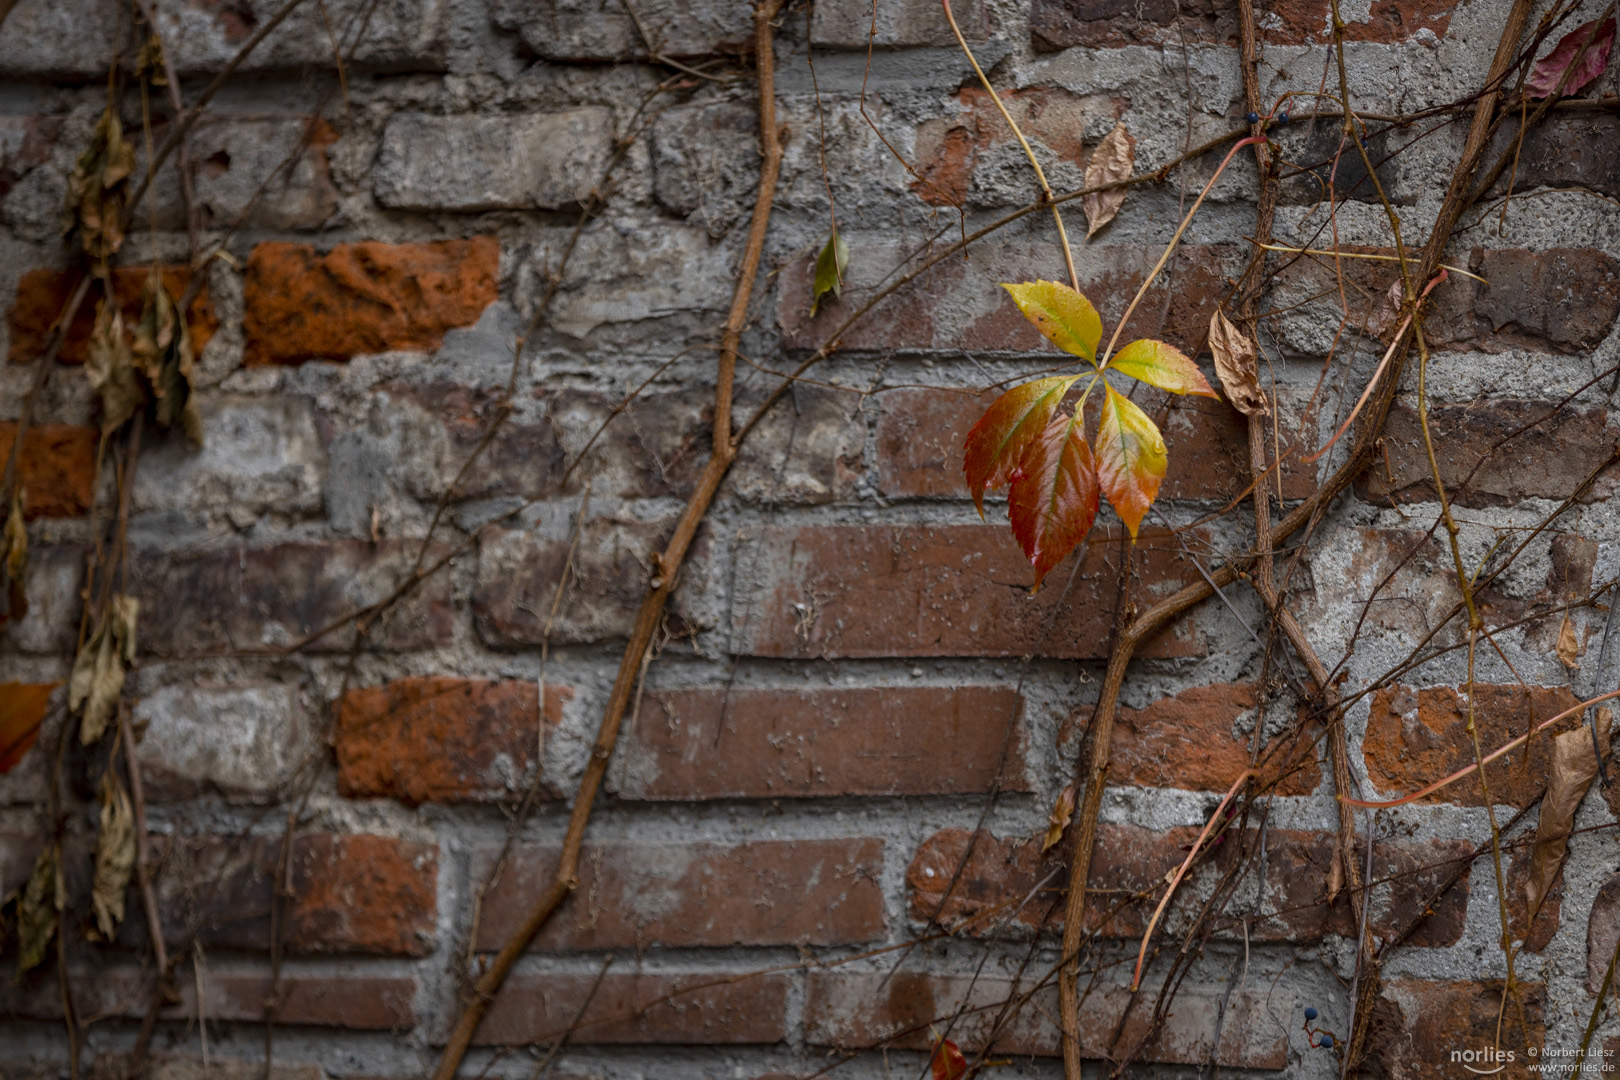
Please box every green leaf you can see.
[962,376,1078,517]
[1007,413,1100,589]
[1000,280,1103,364]
[809,227,850,317]
[1108,338,1217,398]
[1094,383,1166,538]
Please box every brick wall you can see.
[1,0,1618,1077]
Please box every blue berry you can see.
[1278,110,1290,123]
[1319,1035,1335,1048]
[1246,111,1260,124]
[1304,1007,1318,1020]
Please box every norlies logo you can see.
[1451,1046,1515,1075]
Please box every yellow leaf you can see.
[1094,383,1167,538]
[1082,123,1136,239]
[1000,280,1102,363]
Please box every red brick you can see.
[1366,980,1544,1080]
[779,242,1243,358]
[1031,0,1455,48]
[1487,113,1620,200]
[7,264,217,365]
[129,539,455,656]
[803,971,1287,1068]
[474,520,709,647]
[242,238,499,365]
[1357,400,1615,508]
[474,972,791,1046]
[907,824,1470,946]
[728,523,1203,660]
[1364,684,1584,808]
[1507,842,1561,953]
[0,423,96,519]
[336,677,572,805]
[473,837,885,950]
[0,682,53,774]
[1105,683,1321,795]
[135,832,438,956]
[615,685,1028,799]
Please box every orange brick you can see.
[0,423,96,519]
[8,265,217,365]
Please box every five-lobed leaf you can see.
[1526,16,1615,98]
[1094,383,1167,538]
[1001,280,1102,363]
[963,375,1077,516]
[1008,414,1100,588]
[1109,338,1218,399]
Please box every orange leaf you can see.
[1000,281,1102,363]
[963,376,1077,517]
[1108,338,1217,398]
[1094,383,1166,538]
[1042,783,1077,853]
[1007,415,1099,589]
[931,1036,968,1080]
[0,682,54,774]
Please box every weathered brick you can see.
[132,683,308,802]
[1360,401,1613,511]
[907,824,1470,946]
[1277,125,1408,204]
[803,971,1288,1068]
[242,238,499,365]
[1507,842,1561,953]
[1366,980,1544,1080]
[1031,0,1454,48]
[336,677,572,804]
[874,386,1313,503]
[375,111,611,212]
[474,520,707,647]
[780,242,1242,357]
[812,0,987,47]
[473,837,885,950]
[1489,113,1620,200]
[650,100,758,238]
[133,396,325,521]
[1106,683,1321,795]
[1588,871,1620,992]
[489,0,753,61]
[134,832,437,956]
[1,545,82,655]
[728,524,1203,660]
[614,685,1028,799]
[0,115,61,200]
[8,264,217,365]
[475,972,791,1045]
[0,423,95,518]
[1364,684,1583,808]
[1458,249,1620,353]
[128,539,455,656]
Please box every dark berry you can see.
[1320,1035,1335,1048]
[1278,110,1290,123]
[1246,111,1260,124]
[1304,1007,1318,1020]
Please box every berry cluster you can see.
[1245,111,1292,125]
[1303,1006,1337,1050]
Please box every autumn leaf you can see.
[1,488,25,624]
[131,271,202,444]
[1366,280,1406,342]
[930,1035,969,1080]
[1083,122,1136,239]
[1525,16,1615,98]
[1094,383,1167,538]
[1007,416,1099,589]
[87,297,141,435]
[1109,338,1217,398]
[90,772,135,940]
[0,682,52,775]
[62,108,135,261]
[963,376,1078,516]
[1525,709,1609,924]
[1000,280,1103,363]
[70,594,139,745]
[1207,310,1268,416]
[1042,783,1077,853]
[809,227,851,317]
[1557,613,1582,670]
[14,841,62,977]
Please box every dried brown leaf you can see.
[1082,123,1136,239]
[1,488,25,623]
[1042,783,1077,853]
[91,773,135,939]
[132,273,203,444]
[1367,280,1405,341]
[1525,708,1610,923]
[14,841,62,977]
[70,594,138,745]
[1208,309,1268,416]
[87,297,141,435]
[62,108,135,261]
[1557,613,1582,670]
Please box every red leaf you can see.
[1526,16,1615,98]
[1094,383,1166,538]
[0,682,53,774]
[962,376,1077,517]
[931,1037,969,1080]
[1007,415,1100,589]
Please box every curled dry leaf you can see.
[0,682,51,775]
[132,272,203,444]
[1557,613,1582,670]
[91,772,136,939]
[70,594,139,745]
[13,841,62,977]
[62,108,135,261]
[1043,783,1078,853]
[87,297,141,435]
[1082,123,1136,239]
[1525,708,1610,924]
[1,488,25,623]
[1525,16,1615,98]
[930,1035,969,1080]
[809,227,851,317]
[1207,309,1268,416]
[1366,279,1406,341]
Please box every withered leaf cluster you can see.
[70,593,139,746]
[63,108,135,262]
